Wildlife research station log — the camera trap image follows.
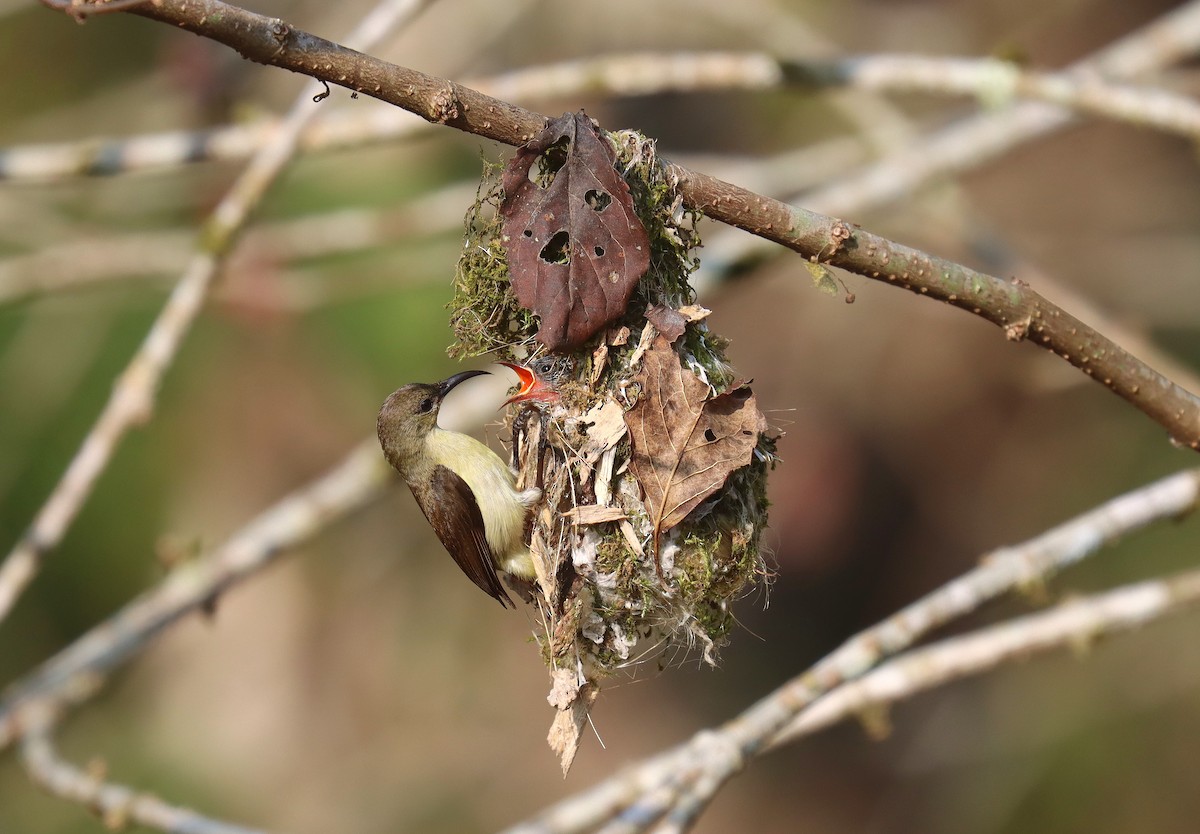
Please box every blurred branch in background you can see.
[21,712,266,834]
[647,568,1200,834]
[0,439,390,748]
[0,0,435,625]
[0,450,1195,830]
[2,0,1200,832]
[505,469,1200,833]
[3,46,1198,184]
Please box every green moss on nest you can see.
[447,167,533,359]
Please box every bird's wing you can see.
[415,465,515,608]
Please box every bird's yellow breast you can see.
[425,428,532,576]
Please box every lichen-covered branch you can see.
[502,467,1200,833]
[61,0,1196,449]
[0,0,433,627]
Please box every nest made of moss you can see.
[450,131,776,769]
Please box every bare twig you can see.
[502,467,1200,833]
[0,52,786,183]
[0,182,476,305]
[6,43,1197,183]
[21,713,266,834]
[39,0,151,20]
[690,0,1200,294]
[643,567,1200,833]
[801,1,1200,217]
[0,0,433,626]
[1,464,1193,831]
[0,439,391,751]
[782,54,1200,140]
[772,566,1200,748]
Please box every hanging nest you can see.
[449,126,776,770]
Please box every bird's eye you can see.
[417,397,434,414]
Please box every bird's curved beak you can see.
[497,361,560,406]
[438,369,490,400]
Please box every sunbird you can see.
[377,370,539,607]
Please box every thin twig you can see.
[501,467,1200,833]
[771,567,1200,749]
[39,0,152,20]
[7,39,1198,183]
[21,713,266,834]
[686,3,1200,398]
[0,182,476,306]
[0,52,782,182]
[800,1,1200,217]
[693,0,1200,291]
[0,439,391,750]
[783,54,1200,140]
[638,567,1200,834]
[0,0,433,626]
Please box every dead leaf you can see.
[590,341,609,384]
[580,398,627,464]
[677,304,712,323]
[563,505,628,524]
[627,320,656,370]
[547,680,599,775]
[501,112,651,350]
[646,303,688,343]
[625,336,766,553]
[619,519,646,558]
[595,446,617,507]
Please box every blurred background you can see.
[2,0,1200,831]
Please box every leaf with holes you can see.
[500,111,651,350]
[625,335,767,551]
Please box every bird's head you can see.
[498,356,574,405]
[377,370,489,469]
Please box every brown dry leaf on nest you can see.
[625,335,768,553]
[546,668,600,775]
[500,112,651,350]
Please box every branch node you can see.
[431,83,461,124]
[1004,316,1032,342]
[268,18,290,54]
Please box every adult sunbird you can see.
[377,370,538,607]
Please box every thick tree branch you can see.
[76,0,1200,449]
